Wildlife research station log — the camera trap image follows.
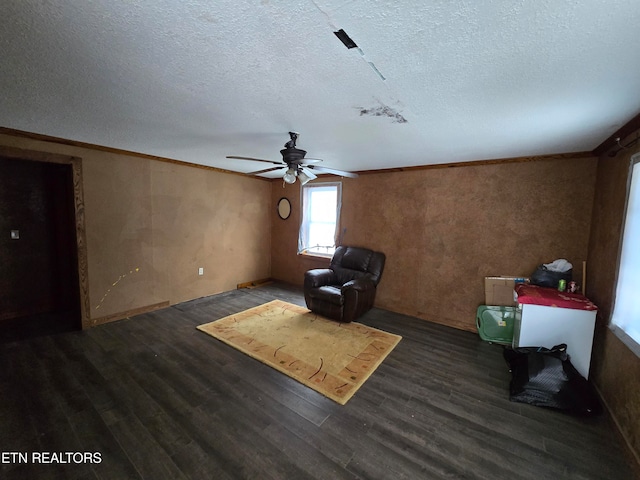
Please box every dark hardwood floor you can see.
[0,282,637,479]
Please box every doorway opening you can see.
[0,146,88,342]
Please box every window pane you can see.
[308,223,336,250]
[611,156,640,357]
[310,190,337,223]
[298,183,341,256]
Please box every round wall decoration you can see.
[277,197,291,220]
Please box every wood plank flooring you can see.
[0,282,637,479]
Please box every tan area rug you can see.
[196,299,402,405]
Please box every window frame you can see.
[610,151,640,358]
[297,181,342,257]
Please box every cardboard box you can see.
[485,276,528,306]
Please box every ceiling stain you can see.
[358,105,407,123]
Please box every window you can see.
[610,152,640,357]
[298,182,341,256]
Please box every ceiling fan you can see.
[227,132,358,185]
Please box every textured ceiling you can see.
[2,1,640,177]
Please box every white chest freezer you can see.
[513,284,598,379]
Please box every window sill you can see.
[298,252,333,261]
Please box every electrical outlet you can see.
[198,267,204,276]
[10,230,19,240]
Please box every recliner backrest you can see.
[330,246,385,285]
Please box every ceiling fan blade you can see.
[226,156,283,165]
[307,165,359,178]
[247,166,285,175]
[302,157,323,164]
[300,166,317,180]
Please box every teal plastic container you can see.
[476,305,516,345]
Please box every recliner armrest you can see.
[304,269,337,289]
[341,277,375,293]
[340,277,377,322]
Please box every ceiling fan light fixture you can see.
[229,132,357,181]
[298,170,312,185]
[283,167,297,184]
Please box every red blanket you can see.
[515,284,597,311]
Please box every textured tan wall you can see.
[149,161,272,305]
[587,140,640,465]
[0,133,271,322]
[271,156,597,331]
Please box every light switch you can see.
[198,267,204,276]
[10,230,19,240]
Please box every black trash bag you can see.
[503,344,602,416]
[530,264,572,288]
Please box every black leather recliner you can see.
[304,246,386,322]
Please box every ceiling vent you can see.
[334,29,358,49]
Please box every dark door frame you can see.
[0,145,90,329]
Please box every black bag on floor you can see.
[503,344,602,416]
